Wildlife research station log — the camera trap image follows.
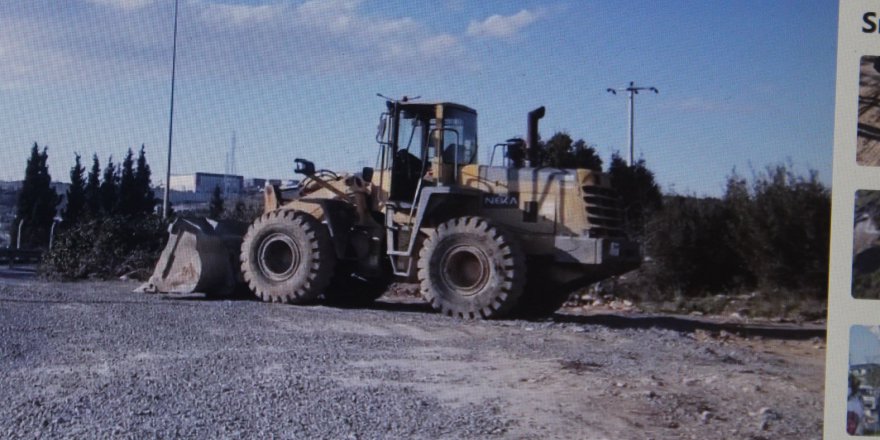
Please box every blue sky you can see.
[0,1,837,196]
[852,326,880,365]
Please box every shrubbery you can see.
[28,145,166,280]
[531,131,830,308]
[640,164,830,300]
[41,193,264,280]
[644,195,744,294]
[41,215,167,280]
[608,153,663,241]
[725,166,830,296]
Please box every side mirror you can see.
[294,158,315,176]
[361,167,374,182]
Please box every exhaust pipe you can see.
[526,106,545,167]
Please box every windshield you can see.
[441,108,477,165]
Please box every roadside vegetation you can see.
[533,134,830,320]
[36,146,167,280]
[9,144,260,280]
[10,135,831,319]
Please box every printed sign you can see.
[482,192,520,208]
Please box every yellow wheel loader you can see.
[142,98,640,318]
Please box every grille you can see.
[582,185,625,238]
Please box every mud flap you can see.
[136,217,246,296]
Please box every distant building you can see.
[0,180,67,219]
[51,182,70,195]
[0,181,68,196]
[169,172,243,195]
[243,177,286,192]
[159,172,287,211]
[0,181,22,191]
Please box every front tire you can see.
[240,210,335,303]
[417,217,525,319]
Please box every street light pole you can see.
[606,81,658,166]
[49,216,62,250]
[16,218,23,250]
[163,0,179,219]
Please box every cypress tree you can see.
[134,145,156,215]
[64,153,86,225]
[100,156,118,214]
[84,154,101,218]
[11,143,59,248]
[118,148,136,216]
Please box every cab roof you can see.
[398,101,477,115]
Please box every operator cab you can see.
[377,101,478,203]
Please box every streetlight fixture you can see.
[16,218,24,250]
[49,215,62,250]
[606,81,658,166]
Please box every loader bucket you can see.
[137,217,247,296]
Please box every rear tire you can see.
[417,216,525,319]
[240,210,335,304]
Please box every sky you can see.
[851,325,880,366]
[0,0,838,197]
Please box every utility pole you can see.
[606,81,658,166]
[163,0,179,219]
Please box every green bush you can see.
[41,215,168,280]
[608,153,663,241]
[644,195,746,294]
[640,164,829,299]
[724,166,830,297]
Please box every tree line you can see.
[7,143,168,280]
[531,131,830,301]
[644,166,830,299]
[14,134,833,299]
[10,143,158,249]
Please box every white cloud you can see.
[296,0,362,20]
[184,0,471,77]
[0,0,477,88]
[86,0,155,11]
[198,2,286,27]
[870,326,880,341]
[466,9,542,39]
[419,34,460,57]
[0,2,172,90]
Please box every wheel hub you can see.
[258,233,301,281]
[441,245,491,295]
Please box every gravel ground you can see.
[0,279,824,439]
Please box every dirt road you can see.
[0,280,824,439]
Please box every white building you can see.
[168,172,243,195]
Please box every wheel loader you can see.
[140,98,640,318]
